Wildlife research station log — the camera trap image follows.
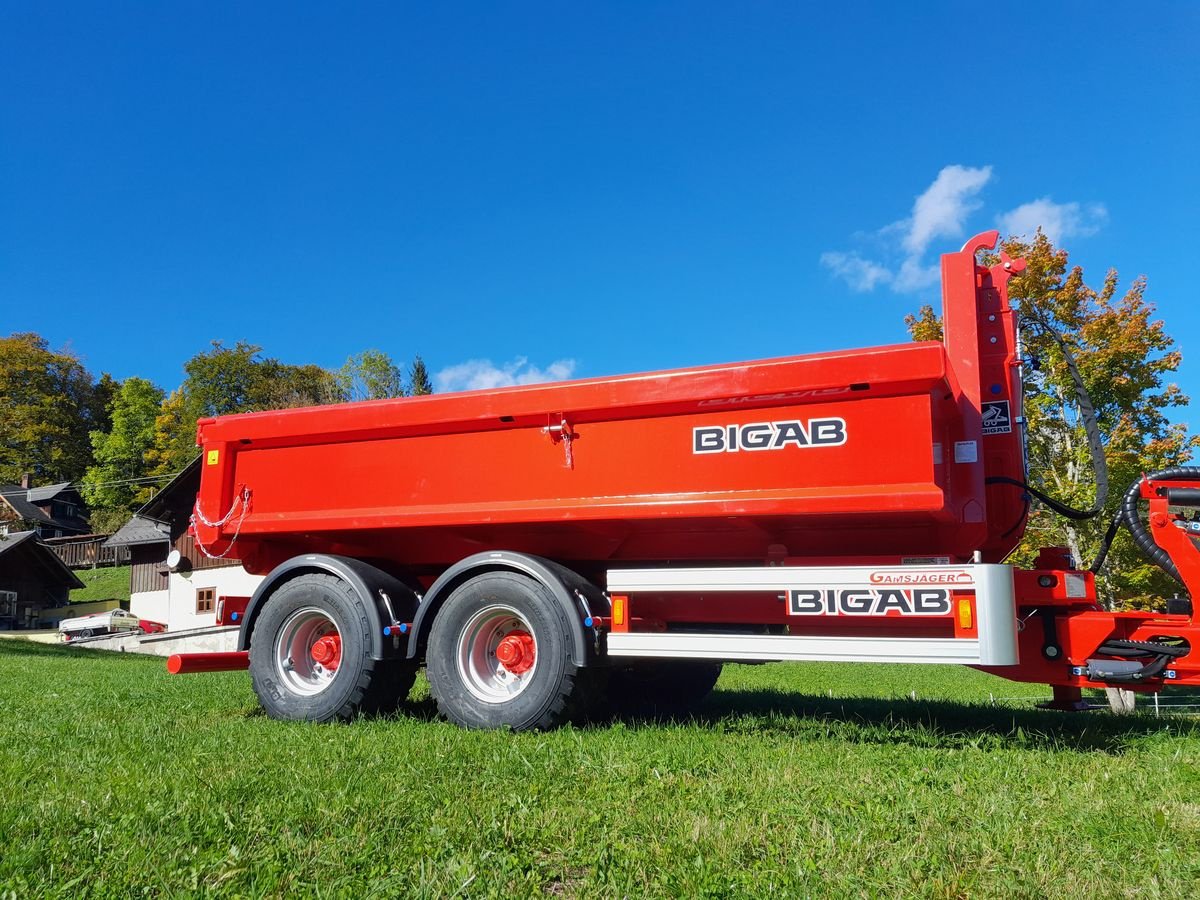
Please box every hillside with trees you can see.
[0,336,431,535]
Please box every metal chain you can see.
[191,486,252,559]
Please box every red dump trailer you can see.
[172,232,1200,729]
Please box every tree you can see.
[410,355,433,396]
[0,333,108,484]
[333,350,406,402]
[146,341,345,480]
[81,377,165,526]
[907,232,1197,607]
[144,389,196,484]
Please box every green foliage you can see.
[902,304,943,342]
[908,232,1197,607]
[0,333,109,484]
[180,340,337,418]
[334,349,406,402]
[85,507,133,536]
[146,342,344,479]
[144,388,198,482]
[2,647,1199,896]
[81,377,165,520]
[410,354,434,395]
[68,565,132,604]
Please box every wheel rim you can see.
[456,604,538,704]
[273,606,342,696]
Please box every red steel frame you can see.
[183,233,1200,695]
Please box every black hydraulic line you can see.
[986,475,1099,521]
[1000,496,1030,539]
[1161,488,1200,506]
[1091,640,1188,684]
[1088,511,1124,574]
[988,307,1109,522]
[1096,638,1189,659]
[1111,466,1200,585]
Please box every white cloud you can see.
[818,251,892,291]
[434,356,577,393]
[892,258,940,293]
[902,165,993,256]
[822,164,992,294]
[997,198,1108,243]
[821,165,1105,295]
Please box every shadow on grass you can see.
[9,640,1192,753]
[360,688,1198,755]
[609,687,1200,754]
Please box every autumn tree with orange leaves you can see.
[906,232,1198,609]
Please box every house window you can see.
[196,587,216,615]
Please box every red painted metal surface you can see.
[166,651,250,674]
[193,233,1027,574]
[495,631,535,675]
[176,233,1200,696]
[311,634,342,672]
[215,595,250,627]
[1142,476,1200,599]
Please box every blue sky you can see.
[3,3,1198,419]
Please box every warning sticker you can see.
[982,401,1012,435]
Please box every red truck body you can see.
[175,232,1200,728]
[194,232,1024,574]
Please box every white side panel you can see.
[605,563,1020,667]
[606,632,986,665]
[607,564,982,593]
[972,564,1019,666]
[168,566,264,632]
[129,589,170,625]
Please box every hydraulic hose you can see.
[988,307,1109,521]
[1109,466,1200,585]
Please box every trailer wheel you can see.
[608,660,723,717]
[249,573,411,722]
[358,659,419,717]
[426,571,588,730]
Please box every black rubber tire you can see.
[358,658,419,717]
[426,571,590,731]
[608,660,723,717]
[248,573,400,723]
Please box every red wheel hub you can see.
[311,633,342,671]
[495,631,535,674]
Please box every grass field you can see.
[68,566,131,604]
[2,642,1198,897]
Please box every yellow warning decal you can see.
[206,450,220,466]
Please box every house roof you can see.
[104,457,202,547]
[103,515,171,548]
[0,485,57,527]
[0,530,85,590]
[25,481,74,503]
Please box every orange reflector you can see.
[957,597,973,630]
[613,596,627,627]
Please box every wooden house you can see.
[105,459,262,631]
[0,530,84,629]
[0,475,91,538]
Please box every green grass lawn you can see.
[68,565,132,604]
[2,643,1198,898]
